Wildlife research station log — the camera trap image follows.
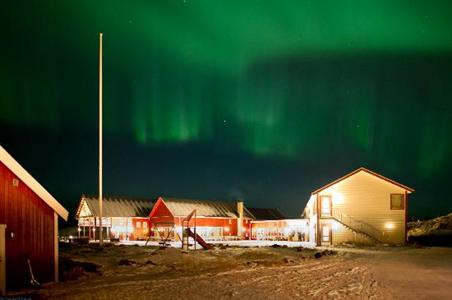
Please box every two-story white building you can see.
[303,167,414,246]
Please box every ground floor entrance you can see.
[321,223,332,245]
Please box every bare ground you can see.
[34,244,452,300]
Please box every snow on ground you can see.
[366,247,452,300]
[33,243,452,300]
[209,240,316,248]
[119,239,316,249]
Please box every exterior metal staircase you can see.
[331,210,384,244]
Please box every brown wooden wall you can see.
[0,162,55,290]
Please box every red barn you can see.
[149,197,255,241]
[0,146,68,293]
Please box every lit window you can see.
[390,194,404,210]
[143,222,148,229]
[136,221,141,228]
[320,196,332,216]
[12,178,19,187]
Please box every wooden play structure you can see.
[182,209,211,250]
[146,209,211,250]
[145,222,175,247]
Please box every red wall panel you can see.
[149,200,252,237]
[0,162,55,290]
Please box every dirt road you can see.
[37,245,452,299]
[367,247,452,300]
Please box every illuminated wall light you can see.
[385,222,395,230]
[224,226,230,232]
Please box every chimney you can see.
[237,199,244,238]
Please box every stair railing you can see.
[332,210,385,243]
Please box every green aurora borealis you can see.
[1,1,452,217]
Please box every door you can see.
[321,224,332,245]
[0,224,6,296]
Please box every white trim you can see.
[76,199,92,218]
[54,213,59,283]
[0,224,6,296]
[0,146,68,220]
[311,167,414,195]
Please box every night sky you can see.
[1,1,452,220]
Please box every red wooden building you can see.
[0,146,68,293]
[149,197,255,241]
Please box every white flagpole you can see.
[99,32,103,246]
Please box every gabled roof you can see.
[76,195,153,218]
[312,167,415,195]
[247,207,286,220]
[152,197,255,219]
[0,146,68,220]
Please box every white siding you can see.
[304,195,317,244]
[318,171,408,245]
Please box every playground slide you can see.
[186,228,212,250]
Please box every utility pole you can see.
[99,32,103,246]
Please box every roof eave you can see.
[311,167,415,195]
[0,146,69,221]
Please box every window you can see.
[143,222,148,229]
[390,194,404,210]
[136,221,142,228]
[320,196,332,216]
[12,178,19,187]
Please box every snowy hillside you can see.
[408,213,452,246]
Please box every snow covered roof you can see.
[247,207,286,220]
[157,197,255,219]
[76,195,154,218]
[0,145,69,221]
[311,167,415,195]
